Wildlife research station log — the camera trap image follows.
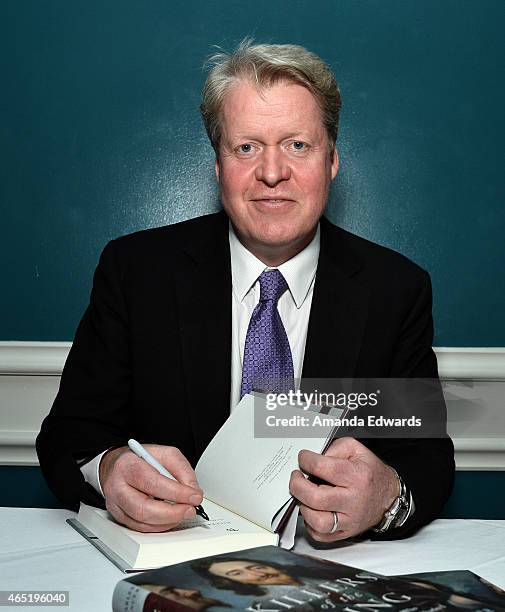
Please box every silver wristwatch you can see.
[372,469,411,533]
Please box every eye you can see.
[288,141,309,153]
[236,143,254,155]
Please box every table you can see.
[0,509,504,611]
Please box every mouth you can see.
[251,198,295,208]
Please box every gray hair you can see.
[200,38,341,154]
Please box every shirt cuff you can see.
[80,450,110,498]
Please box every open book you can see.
[68,393,343,571]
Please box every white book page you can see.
[79,499,271,546]
[278,505,300,549]
[78,499,277,569]
[195,394,335,531]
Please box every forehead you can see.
[220,80,325,139]
[210,560,250,574]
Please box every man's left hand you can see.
[289,437,399,542]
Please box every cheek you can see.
[300,166,330,195]
[296,180,329,222]
[293,159,330,193]
[219,163,251,197]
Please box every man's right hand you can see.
[99,444,203,533]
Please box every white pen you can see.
[127,438,209,520]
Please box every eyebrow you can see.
[231,131,312,143]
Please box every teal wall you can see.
[2,3,503,519]
[1,0,504,344]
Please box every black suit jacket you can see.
[36,211,454,539]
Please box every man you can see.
[36,40,454,542]
[137,585,230,610]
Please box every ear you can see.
[330,147,339,180]
[214,157,220,181]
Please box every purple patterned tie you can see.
[240,269,295,398]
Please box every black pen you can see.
[128,439,209,520]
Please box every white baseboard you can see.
[1,343,504,468]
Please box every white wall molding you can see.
[1,432,501,469]
[1,343,504,468]
[436,347,505,380]
[0,430,39,465]
[0,373,62,465]
[454,438,505,471]
[2,343,504,379]
[0,341,71,375]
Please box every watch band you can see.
[372,468,411,533]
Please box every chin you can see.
[257,232,298,247]
[251,221,306,248]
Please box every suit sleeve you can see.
[36,240,132,510]
[367,270,455,540]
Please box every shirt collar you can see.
[229,222,320,309]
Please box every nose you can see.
[250,568,273,578]
[254,145,291,187]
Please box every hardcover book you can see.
[112,545,505,611]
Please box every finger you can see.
[325,437,364,459]
[299,503,348,536]
[114,483,197,526]
[152,446,201,489]
[125,458,203,506]
[107,498,194,533]
[298,449,355,486]
[304,521,350,543]
[289,469,347,511]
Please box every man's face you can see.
[142,585,222,610]
[208,560,297,585]
[215,79,339,262]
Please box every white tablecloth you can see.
[295,518,505,587]
[0,509,504,611]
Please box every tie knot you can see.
[258,269,288,303]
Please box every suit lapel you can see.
[302,217,370,380]
[174,212,232,456]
